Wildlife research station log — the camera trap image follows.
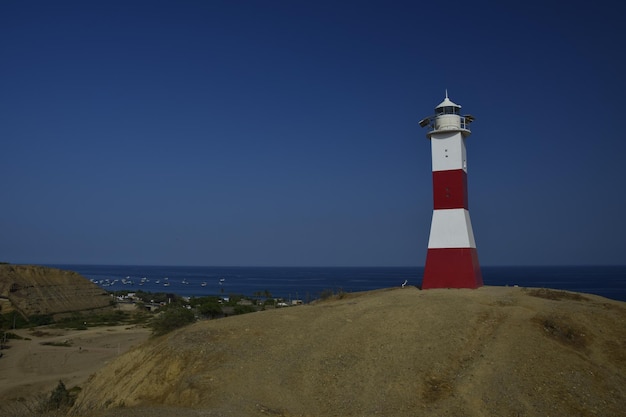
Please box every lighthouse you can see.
[418,93,483,289]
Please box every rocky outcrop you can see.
[0,264,113,318]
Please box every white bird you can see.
[401,280,408,288]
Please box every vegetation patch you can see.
[2,331,24,340]
[29,330,54,338]
[41,340,73,347]
[150,305,195,336]
[525,288,589,301]
[2,309,144,331]
[422,375,453,403]
[533,315,591,349]
[41,380,78,412]
[318,288,348,301]
[233,304,256,315]
[0,312,31,329]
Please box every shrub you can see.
[198,301,223,319]
[150,305,195,336]
[54,313,88,330]
[233,305,256,315]
[44,380,74,411]
[1,312,29,329]
[526,288,589,301]
[3,331,23,340]
[318,288,346,301]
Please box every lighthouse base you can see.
[422,248,483,289]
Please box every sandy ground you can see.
[0,323,151,404]
[69,286,626,417]
[2,286,625,417]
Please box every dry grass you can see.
[525,287,590,301]
[69,286,626,417]
[533,315,591,349]
[4,286,626,417]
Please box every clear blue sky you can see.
[2,0,625,267]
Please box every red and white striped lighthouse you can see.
[419,93,483,289]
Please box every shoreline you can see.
[39,264,626,302]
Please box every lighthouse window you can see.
[448,107,459,115]
[436,106,460,115]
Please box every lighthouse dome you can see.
[435,93,462,116]
[421,92,472,138]
[435,96,461,109]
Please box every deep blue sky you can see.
[2,0,625,267]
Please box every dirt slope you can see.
[0,264,112,318]
[71,286,626,417]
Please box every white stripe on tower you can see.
[427,209,476,249]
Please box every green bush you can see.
[88,310,127,326]
[198,301,222,319]
[54,313,87,330]
[128,310,151,325]
[233,305,256,315]
[319,288,346,301]
[0,312,29,330]
[190,295,221,306]
[3,331,23,340]
[150,306,195,336]
[44,380,74,411]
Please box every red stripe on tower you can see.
[432,169,468,210]
[418,93,483,289]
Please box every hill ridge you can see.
[72,285,626,417]
[0,264,113,318]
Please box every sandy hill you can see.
[72,285,626,417]
[0,264,112,318]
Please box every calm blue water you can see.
[44,265,626,302]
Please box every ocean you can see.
[45,265,626,303]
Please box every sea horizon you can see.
[32,264,626,303]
